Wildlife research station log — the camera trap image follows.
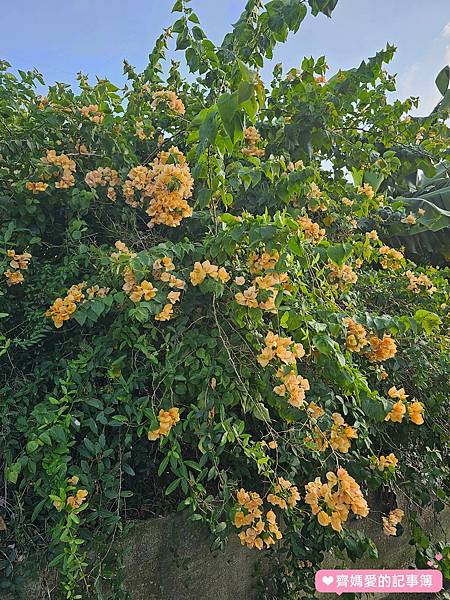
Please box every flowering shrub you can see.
[0,1,449,599]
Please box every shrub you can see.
[0,1,449,598]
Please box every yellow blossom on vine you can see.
[67,489,88,510]
[405,270,436,294]
[26,181,48,193]
[242,126,265,158]
[371,453,398,472]
[329,413,358,453]
[385,400,406,423]
[248,250,279,274]
[274,367,310,408]
[129,280,157,303]
[327,262,358,289]
[155,303,174,321]
[366,230,379,241]
[297,215,326,243]
[379,246,404,270]
[382,508,404,536]
[45,283,86,328]
[257,331,305,367]
[151,90,185,115]
[357,183,375,199]
[366,334,397,362]
[305,468,369,533]
[42,149,76,189]
[401,212,416,225]
[388,386,408,401]
[408,400,424,425]
[148,407,180,440]
[190,260,230,286]
[79,104,104,124]
[307,402,325,420]
[4,270,24,285]
[123,147,193,228]
[343,317,368,352]
[267,477,300,509]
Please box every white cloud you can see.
[442,22,450,38]
[446,44,450,65]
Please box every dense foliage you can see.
[1,1,449,598]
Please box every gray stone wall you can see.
[8,502,450,600]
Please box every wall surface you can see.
[8,502,450,600]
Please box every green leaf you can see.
[6,461,21,484]
[435,66,450,96]
[165,478,181,495]
[413,309,441,335]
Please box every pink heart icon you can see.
[322,575,334,586]
[435,553,443,561]
[427,560,434,567]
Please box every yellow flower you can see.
[385,400,406,423]
[408,400,424,425]
[67,489,88,510]
[148,407,180,440]
[67,476,79,485]
[155,303,174,321]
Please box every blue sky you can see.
[2,1,450,115]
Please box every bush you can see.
[0,1,449,598]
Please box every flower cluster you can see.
[408,400,425,425]
[153,257,186,290]
[297,215,326,243]
[307,183,327,212]
[151,90,185,115]
[329,413,358,453]
[405,270,436,294]
[242,126,265,158]
[357,183,375,200]
[26,181,48,193]
[123,147,193,227]
[343,317,368,352]
[366,334,397,363]
[67,489,89,511]
[267,477,300,509]
[111,240,137,261]
[43,149,77,189]
[327,262,358,289]
[45,283,86,328]
[382,508,404,536]
[54,477,89,512]
[148,407,180,441]
[401,212,416,225]
[80,104,104,124]
[385,386,424,425]
[129,280,157,303]
[273,367,310,408]
[370,453,398,472]
[234,489,282,550]
[85,167,120,201]
[248,250,279,274]
[4,249,32,286]
[86,285,110,299]
[257,331,305,368]
[379,246,404,270]
[190,260,230,286]
[235,271,289,313]
[305,468,369,532]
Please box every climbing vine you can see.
[1,1,449,598]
